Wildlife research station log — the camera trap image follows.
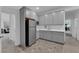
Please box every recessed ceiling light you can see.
[52,13,56,15]
[36,7,39,10]
[45,14,48,17]
[61,11,64,13]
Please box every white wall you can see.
[20,7,26,47]
[66,10,79,40]
[71,18,78,38]
[0,7,2,52]
[16,10,20,45]
[75,13,79,40]
[1,7,20,45]
[0,7,1,33]
[0,7,2,34]
[65,11,77,38]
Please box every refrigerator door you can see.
[29,20,36,27]
[29,27,36,46]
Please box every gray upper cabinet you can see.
[39,11,65,25]
[47,14,53,25]
[39,14,53,25]
[39,15,52,25]
[39,16,45,25]
[44,16,48,25]
[53,11,64,25]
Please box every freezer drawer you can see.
[29,27,36,46]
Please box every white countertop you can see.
[37,29,65,32]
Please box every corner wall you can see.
[1,7,20,45]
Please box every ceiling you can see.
[65,8,79,19]
[27,6,60,13]
[27,6,69,16]
[1,6,79,16]
[27,6,79,16]
[1,6,70,16]
[1,6,22,10]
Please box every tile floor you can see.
[2,35,79,53]
[16,35,79,53]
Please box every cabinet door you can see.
[39,16,45,25]
[45,31,53,41]
[36,31,39,39]
[39,14,53,25]
[52,31,64,43]
[53,11,64,25]
[48,14,52,25]
[44,15,49,25]
[45,31,49,40]
[53,12,57,24]
[57,11,64,25]
[42,31,47,39]
[39,31,47,39]
[50,14,54,25]
[60,11,65,25]
[39,16,42,25]
[41,31,53,40]
[39,31,44,38]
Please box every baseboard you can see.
[39,38,64,45]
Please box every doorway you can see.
[65,10,79,47]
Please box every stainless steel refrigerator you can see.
[25,18,36,46]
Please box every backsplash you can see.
[36,25,65,30]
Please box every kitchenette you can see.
[1,6,79,53]
[36,10,65,44]
[36,25,65,44]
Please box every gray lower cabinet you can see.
[39,31,64,43]
[51,31,64,43]
[39,31,44,38]
[46,31,53,41]
[39,11,65,25]
[36,31,39,39]
[42,31,47,39]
